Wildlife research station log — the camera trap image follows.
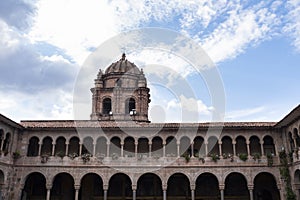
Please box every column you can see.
[205,142,208,156]
[93,142,96,156]
[248,185,254,200]
[121,142,124,157]
[74,185,80,200]
[79,143,82,156]
[135,142,138,158]
[219,141,222,158]
[177,142,180,158]
[246,140,250,158]
[106,142,110,157]
[65,142,69,156]
[38,142,42,156]
[103,184,108,200]
[148,142,152,157]
[191,184,195,200]
[46,184,52,200]
[232,140,236,157]
[191,142,194,158]
[260,140,264,156]
[163,184,167,200]
[51,142,55,156]
[163,142,166,157]
[132,185,137,200]
[219,184,224,200]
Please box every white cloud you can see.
[225,106,265,121]
[284,0,300,51]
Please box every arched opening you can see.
[124,137,135,157]
[249,136,261,156]
[138,138,149,155]
[180,137,191,157]
[79,173,103,200]
[110,137,121,157]
[193,136,204,157]
[221,136,233,156]
[96,137,107,157]
[294,170,300,198]
[263,136,276,155]
[2,132,10,155]
[125,98,136,114]
[236,136,247,155]
[0,130,3,152]
[166,136,177,157]
[208,136,219,155]
[254,172,280,200]
[108,173,132,199]
[41,137,53,156]
[51,173,75,200]
[195,173,219,199]
[22,172,46,199]
[224,172,249,200]
[294,128,300,148]
[102,98,112,115]
[167,173,190,200]
[151,137,163,157]
[69,137,80,155]
[137,173,162,199]
[82,137,93,155]
[27,137,39,157]
[55,137,66,156]
[289,132,295,151]
[0,170,4,197]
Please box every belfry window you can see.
[125,98,135,114]
[102,98,112,115]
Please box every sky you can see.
[0,0,300,123]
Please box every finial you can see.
[121,53,126,60]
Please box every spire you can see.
[121,53,126,60]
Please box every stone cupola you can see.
[90,54,150,122]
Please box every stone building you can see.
[0,54,300,200]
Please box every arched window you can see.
[125,98,135,114]
[27,137,39,157]
[2,132,11,155]
[102,98,112,115]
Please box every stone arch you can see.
[108,173,132,199]
[125,97,136,114]
[294,169,300,198]
[21,172,47,199]
[110,136,121,156]
[124,136,135,157]
[79,173,103,200]
[166,136,177,156]
[263,135,276,155]
[249,135,261,156]
[55,136,66,156]
[96,136,107,157]
[41,136,53,156]
[137,173,163,198]
[102,97,112,115]
[207,136,219,155]
[137,137,149,154]
[151,136,163,157]
[180,136,191,157]
[224,172,249,199]
[0,129,3,152]
[27,136,39,157]
[2,132,11,154]
[193,136,204,157]
[69,136,80,155]
[235,135,247,155]
[82,136,93,155]
[195,172,220,199]
[51,172,75,199]
[221,136,233,156]
[167,173,190,199]
[253,172,280,200]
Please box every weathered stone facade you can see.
[0,55,299,200]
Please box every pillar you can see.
[132,185,137,200]
[46,184,52,200]
[232,140,236,157]
[135,142,138,158]
[163,142,166,157]
[51,142,55,156]
[219,184,224,200]
[93,142,96,156]
[260,140,264,156]
[248,185,254,200]
[79,143,82,156]
[163,184,167,200]
[177,142,180,158]
[246,140,251,158]
[121,142,124,157]
[191,142,194,157]
[106,142,110,157]
[103,185,108,200]
[38,142,42,156]
[219,141,222,158]
[191,184,195,200]
[65,142,69,156]
[205,142,208,156]
[74,185,80,200]
[149,142,152,157]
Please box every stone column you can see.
[163,184,167,200]
[219,141,222,158]
[260,140,264,156]
[132,185,137,200]
[248,185,254,200]
[148,141,152,157]
[65,142,69,156]
[177,142,180,158]
[191,184,195,200]
[135,142,138,158]
[163,142,166,157]
[246,140,251,158]
[106,142,110,157]
[103,185,108,200]
[232,140,236,157]
[38,142,42,156]
[120,142,124,157]
[219,184,224,200]
[51,142,55,156]
[93,142,96,156]
[191,142,194,158]
[79,143,82,156]
[46,184,52,200]
[74,185,80,200]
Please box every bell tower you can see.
[90,54,150,122]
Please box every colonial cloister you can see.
[0,54,300,200]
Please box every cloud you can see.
[225,106,265,121]
[284,0,300,51]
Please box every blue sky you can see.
[0,0,299,122]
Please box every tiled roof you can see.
[20,120,276,129]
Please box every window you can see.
[102,98,112,115]
[125,98,135,114]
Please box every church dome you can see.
[105,53,141,75]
